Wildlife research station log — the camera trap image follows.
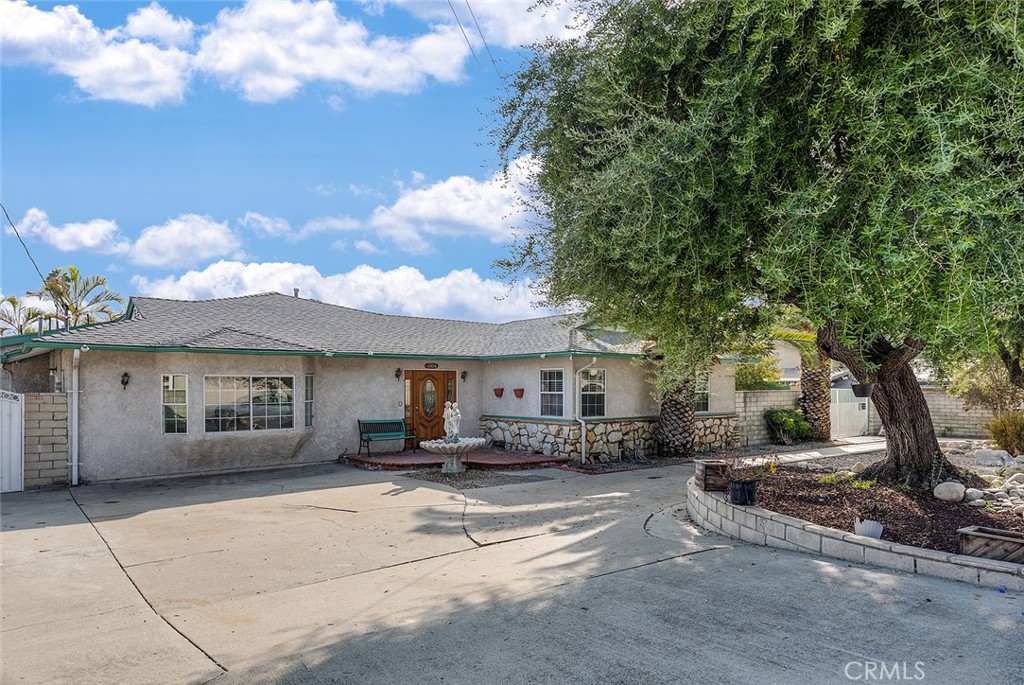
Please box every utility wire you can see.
[0,201,46,283]
[448,0,479,65]
[465,0,501,78]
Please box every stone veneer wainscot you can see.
[481,413,739,461]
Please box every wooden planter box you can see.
[957,526,1024,564]
[695,460,729,492]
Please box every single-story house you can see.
[1,292,739,484]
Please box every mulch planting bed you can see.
[758,468,1024,554]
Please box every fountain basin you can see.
[420,437,487,473]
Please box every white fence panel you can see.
[1,391,24,493]
[831,388,868,439]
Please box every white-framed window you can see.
[540,369,564,417]
[304,374,314,428]
[162,374,187,434]
[204,375,295,432]
[580,368,606,418]
[695,372,710,413]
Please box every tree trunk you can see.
[799,350,832,441]
[817,321,980,490]
[655,382,695,458]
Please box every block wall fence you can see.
[23,393,69,489]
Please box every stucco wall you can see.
[706,363,736,414]
[70,349,486,481]
[2,353,52,393]
[481,356,659,421]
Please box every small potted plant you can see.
[854,499,885,538]
[724,452,778,506]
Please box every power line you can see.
[0,201,46,283]
[465,1,501,78]
[448,0,479,65]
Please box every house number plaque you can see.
[424,363,439,369]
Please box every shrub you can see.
[763,408,813,445]
[986,412,1024,456]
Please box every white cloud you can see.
[308,183,338,197]
[124,2,194,47]
[239,212,292,237]
[348,183,385,199]
[131,261,547,321]
[15,207,130,254]
[0,0,191,107]
[326,94,345,112]
[393,0,586,49]
[369,155,536,252]
[193,0,470,102]
[353,239,385,254]
[130,215,242,268]
[298,215,361,240]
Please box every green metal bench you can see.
[357,419,416,456]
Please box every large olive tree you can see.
[499,0,1024,488]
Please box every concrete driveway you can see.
[2,462,1021,685]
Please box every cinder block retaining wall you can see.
[686,477,1023,591]
[24,393,69,489]
[735,390,800,446]
[866,388,998,438]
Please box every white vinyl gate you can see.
[830,388,869,439]
[1,391,24,493]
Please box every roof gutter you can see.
[21,341,642,362]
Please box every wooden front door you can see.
[406,370,457,445]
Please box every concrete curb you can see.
[686,477,1024,592]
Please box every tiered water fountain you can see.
[419,401,485,473]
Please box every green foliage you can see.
[498,0,1024,379]
[986,412,1024,456]
[736,359,789,391]
[764,408,813,445]
[818,472,845,485]
[851,479,876,491]
[28,266,122,326]
[0,295,44,336]
[944,356,1024,415]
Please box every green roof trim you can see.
[23,339,644,362]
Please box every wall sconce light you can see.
[121,372,130,389]
[395,368,403,380]
[460,370,468,382]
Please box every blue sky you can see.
[1,0,579,322]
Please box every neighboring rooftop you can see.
[18,293,644,359]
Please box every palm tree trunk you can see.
[654,382,695,457]
[799,350,831,441]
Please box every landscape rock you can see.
[963,488,985,502]
[1006,473,1024,485]
[933,481,966,503]
[851,461,867,474]
[966,500,987,507]
[973,449,1012,466]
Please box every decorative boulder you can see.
[963,488,985,502]
[974,449,1012,466]
[851,461,867,474]
[933,481,966,503]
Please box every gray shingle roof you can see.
[25,293,643,358]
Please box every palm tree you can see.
[0,295,45,336]
[29,266,123,326]
[772,317,832,442]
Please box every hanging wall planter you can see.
[513,388,525,398]
[493,388,504,398]
[851,383,875,398]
